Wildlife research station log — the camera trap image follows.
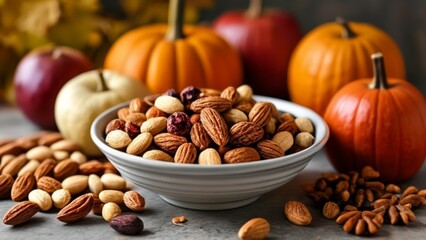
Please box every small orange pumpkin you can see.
[324,52,426,182]
[104,0,242,93]
[288,18,405,115]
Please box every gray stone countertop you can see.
[0,105,425,240]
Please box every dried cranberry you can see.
[163,89,180,99]
[167,112,192,136]
[180,86,201,108]
[125,121,140,139]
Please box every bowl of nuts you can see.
[91,85,329,210]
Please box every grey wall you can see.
[200,0,426,94]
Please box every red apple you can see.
[213,0,302,99]
[14,46,94,130]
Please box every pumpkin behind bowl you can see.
[288,18,405,115]
[104,0,243,94]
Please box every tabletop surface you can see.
[0,105,425,240]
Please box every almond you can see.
[142,150,174,162]
[322,201,340,220]
[200,88,221,97]
[154,95,184,114]
[190,96,232,113]
[38,132,63,146]
[70,151,87,165]
[92,194,104,215]
[17,159,40,176]
[295,132,315,148]
[236,84,253,102]
[238,218,270,240]
[123,191,145,212]
[51,189,71,209]
[26,145,53,161]
[256,140,285,159]
[145,106,167,119]
[79,160,105,175]
[248,102,273,127]
[105,119,126,135]
[126,132,152,155]
[106,130,132,150]
[101,173,126,190]
[34,158,56,181]
[153,133,188,154]
[53,150,70,161]
[88,174,104,194]
[220,86,240,105]
[53,159,79,181]
[222,108,248,126]
[125,112,147,127]
[190,122,211,151]
[102,202,122,222]
[223,147,260,164]
[0,173,14,198]
[50,139,80,152]
[234,99,255,115]
[277,120,299,136]
[129,97,148,113]
[1,153,28,177]
[2,201,39,225]
[272,131,294,152]
[295,117,314,133]
[0,154,15,172]
[118,107,131,120]
[284,201,312,226]
[140,117,167,135]
[61,175,89,195]
[11,171,35,201]
[37,176,62,194]
[198,148,222,165]
[99,190,124,204]
[0,142,24,158]
[56,193,94,223]
[28,189,53,211]
[174,143,197,164]
[229,122,264,147]
[200,108,229,146]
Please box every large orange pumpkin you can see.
[324,53,426,182]
[288,18,405,115]
[104,0,242,93]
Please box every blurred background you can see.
[1,0,424,103]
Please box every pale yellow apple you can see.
[55,69,151,156]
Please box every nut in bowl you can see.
[91,87,329,210]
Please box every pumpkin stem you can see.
[166,0,186,40]
[246,0,262,18]
[97,69,108,92]
[336,17,356,39]
[370,53,389,89]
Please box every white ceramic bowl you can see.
[91,95,329,210]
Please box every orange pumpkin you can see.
[104,0,242,93]
[288,18,405,115]
[324,53,426,182]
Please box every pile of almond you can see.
[104,84,315,164]
[305,166,426,236]
[0,132,145,235]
